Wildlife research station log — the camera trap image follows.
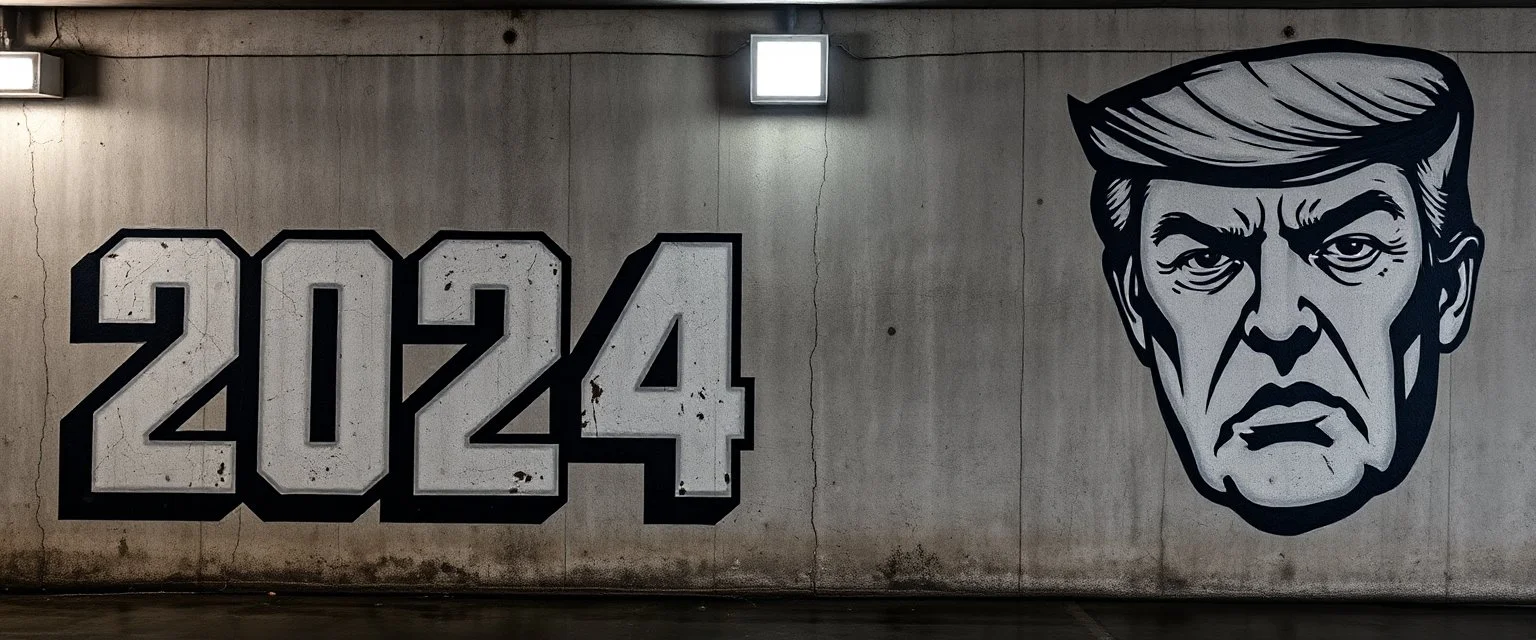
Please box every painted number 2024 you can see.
[61,230,753,525]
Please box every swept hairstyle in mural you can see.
[1069,39,1483,535]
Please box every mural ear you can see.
[1437,234,1483,352]
[1106,254,1152,365]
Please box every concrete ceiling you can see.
[2,0,1533,8]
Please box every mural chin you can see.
[1150,339,1391,510]
[1212,328,1436,511]
[1219,441,1373,509]
[1205,386,1389,511]
[1073,38,1483,535]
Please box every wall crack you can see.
[22,103,53,587]
[224,509,242,591]
[808,110,828,595]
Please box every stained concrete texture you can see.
[25,8,1536,56]
[13,6,1536,599]
[0,595,1532,639]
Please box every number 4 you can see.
[561,234,754,525]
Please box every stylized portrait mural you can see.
[1070,40,1484,534]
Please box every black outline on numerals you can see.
[553,233,755,525]
[380,231,571,524]
[60,230,753,526]
[236,230,402,523]
[60,229,246,521]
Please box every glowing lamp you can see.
[0,52,62,99]
[750,34,828,105]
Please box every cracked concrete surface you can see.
[806,109,828,594]
[23,103,53,587]
[7,7,1536,601]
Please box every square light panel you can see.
[0,52,62,99]
[750,34,828,105]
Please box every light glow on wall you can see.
[750,34,828,105]
[0,52,62,99]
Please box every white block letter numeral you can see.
[413,238,562,496]
[581,241,748,498]
[91,237,240,493]
[257,237,393,495]
[64,231,752,525]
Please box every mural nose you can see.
[1243,296,1320,377]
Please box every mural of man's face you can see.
[1074,41,1484,534]
[1109,162,1479,529]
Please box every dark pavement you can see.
[0,594,1533,638]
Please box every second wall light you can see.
[750,34,828,105]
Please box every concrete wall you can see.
[2,7,1536,599]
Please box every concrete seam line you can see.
[1445,325,1453,596]
[711,73,721,591]
[1016,49,1025,597]
[1154,51,1173,597]
[562,52,573,587]
[1066,601,1116,640]
[199,55,211,588]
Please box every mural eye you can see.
[1186,250,1228,271]
[1315,234,1385,273]
[1167,249,1240,291]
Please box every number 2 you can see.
[60,231,245,521]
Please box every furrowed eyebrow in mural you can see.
[1068,39,1484,535]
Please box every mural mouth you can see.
[1238,416,1334,451]
[1215,382,1364,454]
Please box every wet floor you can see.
[0,594,1533,639]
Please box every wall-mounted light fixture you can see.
[0,7,61,100]
[0,51,62,99]
[750,34,828,105]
